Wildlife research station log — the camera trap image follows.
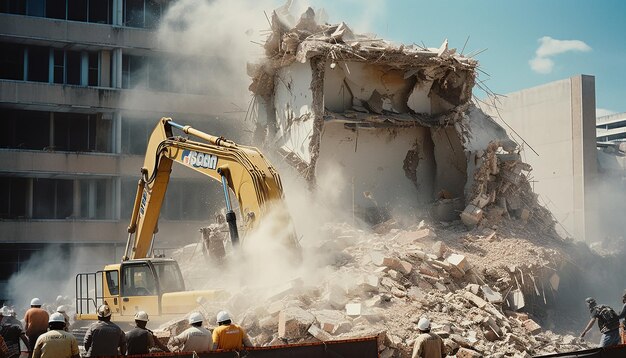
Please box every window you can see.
[46,0,66,19]
[0,0,27,14]
[88,0,110,24]
[88,52,99,86]
[26,46,49,82]
[32,178,73,219]
[105,270,119,295]
[0,178,28,219]
[65,51,81,85]
[144,0,161,29]
[53,50,64,84]
[0,43,24,81]
[121,55,147,89]
[67,0,86,21]
[124,0,143,27]
[26,0,44,16]
[154,262,184,293]
[79,179,113,219]
[122,264,157,296]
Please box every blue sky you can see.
[314,0,626,116]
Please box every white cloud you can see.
[529,36,591,74]
[529,56,554,74]
[596,108,616,118]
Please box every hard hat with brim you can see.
[188,312,204,324]
[134,311,149,321]
[0,306,10,316]
[49,312,66,323]
[417,317,431,331]
[31,298,42,306]
[216,310,231,323]
[97,304,112,318]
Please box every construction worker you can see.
[212,311,252,351]
[55,307,70,332]
[125,311,170,355]
[31,313,79,358]
[83,304,126,357]
[580,297,621,347]
[23,298,49,355]
[0,307,28,358]
[168,312,212,353]
[617,289,626,343]
[411,317,445,358]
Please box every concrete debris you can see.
[278,307,316,340]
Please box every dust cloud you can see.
[4,245,118,318]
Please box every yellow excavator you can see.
[75,118,297,322]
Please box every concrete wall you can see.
[0,81,232,115]
[273,62,316,163]
[315,122,435,218]
[480,75,597,240]
[0,13,156,51]
[0,220,204,249]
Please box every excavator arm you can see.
[123,117,293,260]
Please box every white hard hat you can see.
[134,311,149,322]
[216,310,230,323]
[30,298,42,306]
[188,312,204,325]
[49,312,66,323]
[0,306,10,316]
[97,304,112,318]
[417,317,431,331]
[56,306,66,313]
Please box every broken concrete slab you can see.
[456,347,482,358]
[431,241,449,259]
[522,319,542,334]
[446,254,469,275]
[382,257,413,275]
[345,303,362,317]
[506,289,525,311]
[463,291,488,309]
[278,307,315,340]
[480,285,503,304]
[460,204,483,227]
[308,324,333,341]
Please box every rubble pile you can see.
[169,215,592,357]
[460,139,556,232]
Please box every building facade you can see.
[0,0,237,300]
[597,112,626,142]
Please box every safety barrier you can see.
[533,344,626,358]
[93,336,379,358]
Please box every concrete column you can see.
[114,178,121,220]
[49,112,54,149]
[26,178,33,218]
[100,50,111,87]
[88,180,96,219]
[111,49,122,88]
[48,49,54,83]
[80,51,89,86]
[113,0,123,26]
[73,179,81,218]
[23,47,29,81]
[114,111,122,153]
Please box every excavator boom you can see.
[124,117,292,260]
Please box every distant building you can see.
[0,1,235,300]
[597,112,626,142]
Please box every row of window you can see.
[0,109,110,152]
[0,42,210,95]
[0,0,165,29]
[0,43,99,86]
[0,176,221,221]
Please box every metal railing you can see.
[75,271,104,316]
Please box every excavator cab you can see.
[76,259,185,322]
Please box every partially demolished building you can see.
[249,8,554,230]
